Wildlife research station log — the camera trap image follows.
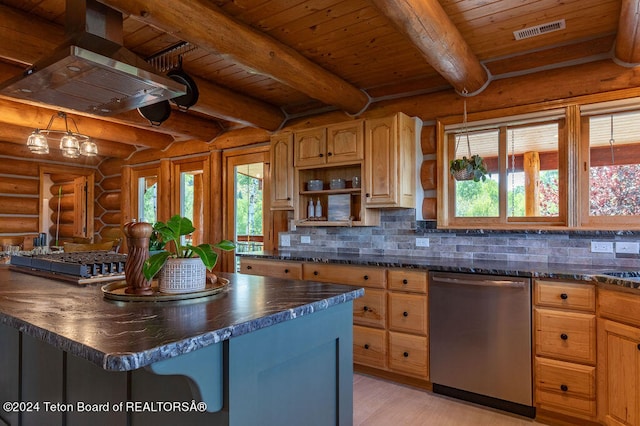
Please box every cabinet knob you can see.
[637,343,640,351]
[560,293,568,300]
[365,193,370,198]
[286,197,291,201]
[403,352,409,358]
[402,279,408,284]
[319,153,324,158]
[363,306,369,312]
[560,384,568,392]
[363,275,369,280]
[284,269,289,273]
[246,265,252,270]
[560,333,568,340]
[403,311,409,317]
[364,344,370,350]
[314,271,318,276]
[327,152,333,156]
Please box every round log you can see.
[99,158,124,177]
[0,177,38,195]
[0,196,38,215]
[421,125,436,155]
[0,217,38,234]
[48,196,75,210]
[49,183,75,196]
[100,175,122,191]
[98,192,121,211]
[49,223,75,239]
[422,198,437,220]
[100,211,122,225]
[0,158,39,177]
[50,210,75,224]
[49,174,77,183]
[420,160,437,190]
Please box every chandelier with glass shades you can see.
[26,111,98,158]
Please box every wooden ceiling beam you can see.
[370,0,489,95]
[0,98,172,150]
[615,0,640,64]
[96,0,370,115]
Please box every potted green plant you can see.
[142,215,235,293]
[449,154,488,182]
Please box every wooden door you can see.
[365,115,397,206]
[598,318,640,426]
[294,128,326,167]
[270,132,294,210]
[326,121,363,164]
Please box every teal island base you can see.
[0,301,354,426]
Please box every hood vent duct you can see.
[0,0,186,116]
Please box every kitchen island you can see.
[0,267,363,426]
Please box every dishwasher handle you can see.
[430,274,527,288]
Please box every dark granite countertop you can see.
[0,267,363,372]
[238,251,640,291]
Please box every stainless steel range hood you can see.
[0,0,186,116]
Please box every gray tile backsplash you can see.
[281,209,640,268]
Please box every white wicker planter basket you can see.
[158,257,206,294]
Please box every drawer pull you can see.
[403,311,409,317]
[560,293,568,300]
[313,271,318,276]
[364,344,370,350]
[402,279,408,284]
[363,306,369,312]
[319,153,324,158]
[327,152,333,157]
[560,333,568,340]
[638,343,640,351]
[284,269,289,273]
[560,384,568,392]
[403,352,409,358]
[246,265,252,270]
[363,275,369,280]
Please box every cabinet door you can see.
[239,258,302,280]
[365,115,397,206]
[388,292,427,335]
[270,133,294,209]
[326,121,363,164]
[388,331,428,379]
[353,325,387,369]
[294,128,326,167]
[598,318,640,426]
[535,308,596,364]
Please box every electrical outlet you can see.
[280,234,290,247]
[616,242,639,254]
[416,237,430,247]
[591,241,613,253]
[301,235,311,244]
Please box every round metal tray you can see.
[101,277,229,302]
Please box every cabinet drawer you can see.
[239,258,302,280]
[388,332,428,379]
[303,263,386,288]
[535,308,596,364]
[353,289,386,328]
[388,292,427,335]
[535,357,595,398]
[387,269,427,293]
[353,325,387,369]
[534,280,595,312]
[599,287,640,328]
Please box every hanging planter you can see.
[449,95,488,183]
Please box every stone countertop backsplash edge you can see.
[238,251,640,291]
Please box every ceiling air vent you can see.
[513,19,566,41]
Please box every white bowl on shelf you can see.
[307,180,323,191]
[329,178,346,189]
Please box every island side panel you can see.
[0,324,19,426]
[21,334,63,426]
[228,301,354,426]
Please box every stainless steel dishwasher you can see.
[429,271,535,418]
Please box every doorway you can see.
[224,150,271,271]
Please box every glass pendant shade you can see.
[79,139,98,156]
[60,133,80,158]
[26,130,49,154]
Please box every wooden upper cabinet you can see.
[365,112,419,208]
[294,122,363,168]
[294,128,327,167]
[326,121,364,164]
[270,132,294,210]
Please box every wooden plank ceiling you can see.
[0,0,633,159]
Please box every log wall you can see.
[95,158,124,244]
[0,158,40,248]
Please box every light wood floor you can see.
[353,374,544,426]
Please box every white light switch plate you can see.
[301,236,311,244]
[416,237,430,247]
[280,234,290,247]
[591,241,613,253]
[616,242,639,254]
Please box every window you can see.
[582,107,640,226]
[443,112,565,227]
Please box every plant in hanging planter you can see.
[449,154,488,182]
[142,215,235,293]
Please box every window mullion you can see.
[498,126,508,223]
